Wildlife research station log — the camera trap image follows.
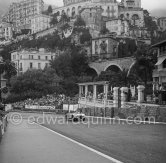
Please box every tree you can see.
[0,58,17,87]
[143,10,158,44]
[96,69,141,87]
[100,26,109,35]
[50,12,59,26]
[74,16,86,27]
[50,16,58,26]
[59,13,70,25]
[50,51,73,78]
[47,5,53,15]
[50,46,91,96]
[3,60,17,87]
[8,69,62,102]
[129,45,157,98]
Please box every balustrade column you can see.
[137,85,145,103]
[79,85,82,98]
[93,85,97,100]
[104,84,109,100]
[113,87,119,108]
[120,87,128,108]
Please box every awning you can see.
[155,56,166,65]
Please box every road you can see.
[0,113,118,163]
[1,112,166,163]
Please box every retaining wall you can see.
[80,105,166,122]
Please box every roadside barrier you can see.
[0,113,8,141]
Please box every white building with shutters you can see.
[11,48,57,75]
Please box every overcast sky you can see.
[44,0,166,11]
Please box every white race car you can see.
[65,111,86,122]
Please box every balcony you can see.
[78,97,114,108]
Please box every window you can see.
[29,55,33,59]
[45,56,48,60]
[20,63,22,71]
[45,63,49,68]
[38,63,41,69]
[38,55,40,59]
[163,59,166,68]
[30,62,33,69]
[51,56,53,60]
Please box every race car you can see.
[65,111,86,122]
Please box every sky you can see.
[44,0,166,11]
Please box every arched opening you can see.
[72,7,76,18]
[120,14,124,20]
[128,61,136,76]
[62,10,65,15]
[105,65,122,73]
[163,59,166,68]
[78,6,82,14]
[67,8,70,16]
[97,65,122,82]
[132,14,139,26]
[85,67,98,81]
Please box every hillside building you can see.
[53,0,119,19]
[11,48,56,75]
[31,14,52,34]
[2,0,44,32]
[105,18,129,36]
[158,17,166,32]
[0,22,13,40]
[152,40,166,90]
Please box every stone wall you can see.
[81,105,166,122]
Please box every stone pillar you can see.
[137,85,145,103]
[113,87,119,108]
[104,84,109,100]
[79,85,81,98]
[120,87,128,108]
[93,85,97,100]
[85,85,88,97]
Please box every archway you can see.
[105,64,122,72]
[62,10,65,15]
[72,7,76,18]
[78,6,82,14]
[132,14,139,26]
[128,61,136,76]
[67,8,70,16]
[85,67,98,80]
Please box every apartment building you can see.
[152,40,166,89]
[31,14,52,34]
[3,0,44,32]
[0,22,13,40]
[11,48,56,75]
[158,17,166,32]
[106,18,129,36]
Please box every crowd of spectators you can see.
[12,94,67,109]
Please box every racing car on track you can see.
[65,111,86,122]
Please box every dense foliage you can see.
[6,68,62,103]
